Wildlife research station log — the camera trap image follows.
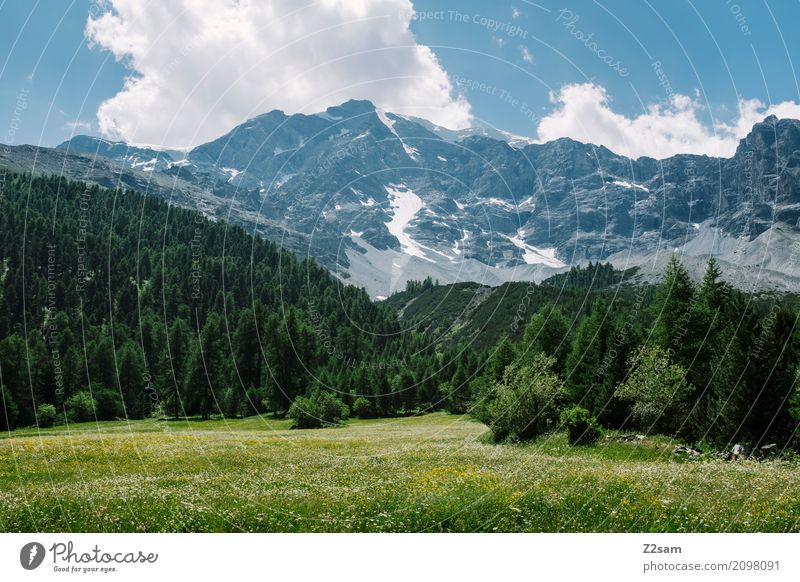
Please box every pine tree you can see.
[520,304,571,372]
[234,308,261,409]
[564,297,612,415]
[0,334,32,425]
[651,256,695,367]
[485,337,517,382]
[165,318,190,419]
[686,259,738,443]
[117,341,148,419]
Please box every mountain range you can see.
[3,100,800,296]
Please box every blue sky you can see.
[0,1,126,147]
[411,0,799,133]
[1,0,799,158]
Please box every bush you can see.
[615,345,694,435]
[92,386,124,420]
[288,391,349,429]
[484,353,565,442]
[439,382,468,414]
[560,406,602,445]
[352,397,373,419]
[36,403,58,428]
[317,391,349,423]
[65,391,96,423]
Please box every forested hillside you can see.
[0,170,470,429]
[385,263,649,350]
[1,169,799,450]
[463,257,800,448]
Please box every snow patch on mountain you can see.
[451,229,470,259]
[167,159,191,169]
[315,111,341,122]
[507,230,565,267]
[376,108,420,160]
[481,198,517,210]
[131,157,158,172]
[612,179,649,193]
[384,184,432,262]
[221,167,243,182]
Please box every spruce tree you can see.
[520,304,571,372]
[651,255,695,367]
[564,296,611,415]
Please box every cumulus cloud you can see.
[519,46,534,64]
[85,0,472,148]
[536,83,800,159]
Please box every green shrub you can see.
[560,406,602,445]
[65,391,96,423]
[288,391,349,429]
[92,386,124,420]
[484,353,565,442]
[36,403,58,428]
[468,374,497,425]
[439,382,469,414]
[318,391,349,423]
[352,397,373,419]
[614,345,694,435]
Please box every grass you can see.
[1,412,798,532]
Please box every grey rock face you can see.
[34,105,800,295]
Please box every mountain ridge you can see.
[17,102,800,296]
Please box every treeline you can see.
[0,171,463,429]
[458,257,800,449]
[538,261,635,289]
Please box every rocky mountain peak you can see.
[43,105,800,296]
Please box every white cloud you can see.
[64,119,92,132]
[536,83,800,159]
[519,46,534,64]
[85,0,472,148]
[512,7,521,19]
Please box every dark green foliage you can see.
[485,337,518,382]
[564,297,614,416]
[651,256,696,365]
[117,341,149,419]
[560,406,602,445]
[615,345,695,436]
[0,383,19,431]
[519,304,571,372]
[471,256,800,450]
[540,262,637,290]
[483,354,565,442]
[91,386,124,420]
[403,277,437,294]
[352,397,372,419]
[65,391,96,423]
[386,263,652,353]
[0,171,445,428]
[288,390,350,429]
[2,170,800,451]
[36,403,58,428]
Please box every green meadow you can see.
[1,413,798,532]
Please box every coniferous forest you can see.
[1,170,799,452]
